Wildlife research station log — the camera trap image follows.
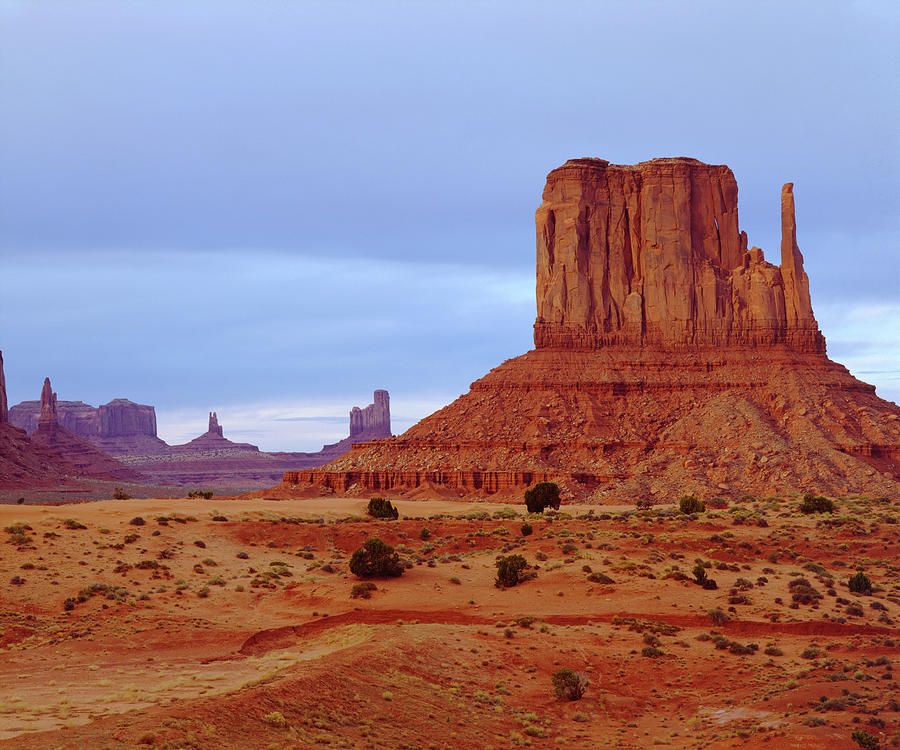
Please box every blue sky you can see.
[1,0,898,449]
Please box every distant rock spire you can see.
[0,351,7,423]
[39,377,58,428]
[208,411,223,437]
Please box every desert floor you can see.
[0,493,897,749]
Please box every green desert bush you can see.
[552,669,589,700]
[693,561,718,590]
[366,497,399,520]
[679,495,706,514]
[851,730,881,750]
[800,493,834,514]
[848,571,872,594]
[495,554,529,588]
[524,482,561,514]
[520,522,533,537]
[349,537,403,578]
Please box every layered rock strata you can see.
[283,158,899,501]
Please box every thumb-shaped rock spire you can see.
[39,377,58,428]
[780,183,816,328]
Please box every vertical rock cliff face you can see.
[533,158,824,352]
[349,390,391,439]
[0,351,7,424]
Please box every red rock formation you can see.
[282,158,899,501]
[9,396,168,454]
[533,158,824,353]
[350,390,391,440]
[27,378,144,482]
[208,412,223,437]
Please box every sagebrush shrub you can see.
[495,554,528,588]
[679,495,705,514]
[800,493,834,514]
[848,571,872,594]
[552,669,588,700]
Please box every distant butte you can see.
[283,157,900,501]
[25,377,143,482]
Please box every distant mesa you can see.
[9,395,168,455]
[283,157,900,501]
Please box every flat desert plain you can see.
[0,494,897,749]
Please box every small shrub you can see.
[800,493,834,514]
[587,572,614,584]
[693,562,717,589]
[112,487,131,500]
[641,645,664,658]
[552,669,588,700]
[187,489,214,499]
[848,571,872,595]
[495,554,529,588]
[351,581,378,599]
[62,519,87,530]
[520,522,533,537]
[129,517,145,526]
[524,482,561,514]
[851,729,881,750]
[349,537,403,578]
[679,495,706,515]
[366,497,399,520]
[708,608,729,625]
[419,527,431,540]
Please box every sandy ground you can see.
[1,493,898,749]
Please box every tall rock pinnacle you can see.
[0,351,7,423]
[39,377,58,428]
[780,182,816,332]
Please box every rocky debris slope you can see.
[283,158,900,501]
[26,378,144,482]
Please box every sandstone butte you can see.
[281,157,900,502]
[26,377,144,482]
